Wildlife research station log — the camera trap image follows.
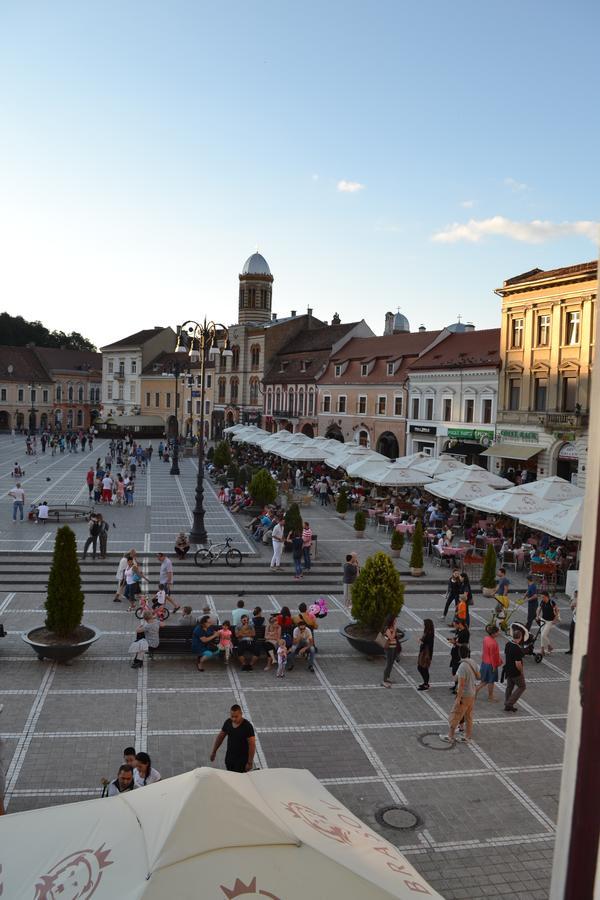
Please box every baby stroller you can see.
[522,619,544,663]
[488,594,525,634]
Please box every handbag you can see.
[417,648,431,668]
[375,631,388,649]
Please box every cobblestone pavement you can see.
[0,434,571,899]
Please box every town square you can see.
[0,3,598,899]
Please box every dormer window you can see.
[334,364,342,377]
[387,362,395,376]
[301,360,307,372]
[361,363,368,376]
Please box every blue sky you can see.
[0,0,598,347]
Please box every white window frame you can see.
[107,383,113,400]
[322,394,331,413]
[464,397,475,423]
[334,364,342,377]
[357,395,367,415]
[377,395,387,416]
[108,360,114,374]
[442,397,453,422]
[411,396,420,420]
[424,396,434,421]
[337,395,347,414]
[393,395,402,416]
[131,360,137,374]
[360,363,368,376]
[386,362,395,376]
[481,396,493,424]
[566,310,581,345]
[537,313,551,346]
[511,317,524,348]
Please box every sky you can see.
[0,0,598,348]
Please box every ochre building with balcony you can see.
[489,261,596,487]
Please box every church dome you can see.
[393,311,410,333]
[242,252,271,276]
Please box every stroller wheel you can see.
[534,654,543,663]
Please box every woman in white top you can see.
[114,554,129,602]
[134,752,161,787]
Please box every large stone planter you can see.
[22,625,100,662]
[482,587,496,598]
[341,623,385,657]
[354,530,365,540]
[409,567,424,577]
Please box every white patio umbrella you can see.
[427,478,504,503]
[516,476,584,502]
[518,495,584,541]
[369,463,433,488]
[434,465,512,489]
[466,487,554,517]
[412,457,469,478]
[279,443,328,462]
[259,431,298,453]
[231,426,264,443]
[223,424,245,435]
[0,767,441,900]
[325,445,386,470]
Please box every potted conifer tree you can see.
[481,544,498,597]
[336,489,348,520]
[283,502,303,553]
[353,509,366,538]
[248,468,278,508]
[390,528,404,558]
[341,551,405,656]
[22,525,100,662]
[409,519,425,576]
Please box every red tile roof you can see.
[101,327,171,350]
[502,261,597,288]
[408,328,500,371]
[330,330,443,363]
[32,347,101,373]
[0,347,53,382]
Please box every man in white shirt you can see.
[157,552,179,611]
[9,483,25,522]
[270,517,285,570]
[101,474,113,503]
[37,501,49,524]
[295,468,302,490]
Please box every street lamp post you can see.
[169,361,189,476]
[175,319,232,545]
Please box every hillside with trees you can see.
[0,312,97,351]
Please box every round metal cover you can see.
[375,805,420,831]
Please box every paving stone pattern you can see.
[0,434,573,898]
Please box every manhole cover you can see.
[375,805,420,830]
[418,732,455,751]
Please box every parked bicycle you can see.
[134,595,170,621]
[194,536,243,568]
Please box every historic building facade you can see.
[316,316,446,458]
[100,327,176,419]
[140,351,215,438]
[489,261,596,486]
[405,328,500,461]
[0,346,101,432]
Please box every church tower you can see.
[238,252,273,325]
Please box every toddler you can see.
[276,639,288,678]
[153,586,166,610]
[218,620,233,662]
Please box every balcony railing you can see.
[273,409,299,420]
[496,410,589,429]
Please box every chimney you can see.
[272,313,277,321]
[464,323,475,331]
[307,307,313,317]
[291,310,296,317]
[418,325,426,332]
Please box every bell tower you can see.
[238,252,273,325]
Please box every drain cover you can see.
[375,805,420,830]
[418,731,456,751]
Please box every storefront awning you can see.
[482,443,540,461]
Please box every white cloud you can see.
[460,200,474,208]
[432,216,600,244]
[311,173,319,181]
[337,180,365,193]
[504,176,528,192]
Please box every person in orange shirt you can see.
[476,625,503,701]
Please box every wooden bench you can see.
[152,625,195,655]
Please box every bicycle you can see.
[194,537,243,568]
[134,595,170,621]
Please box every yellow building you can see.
[486,260,596,487]
[140,352,215,439]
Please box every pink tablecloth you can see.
[396,523,415,535]
[442,547,468,558]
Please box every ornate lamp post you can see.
[168,360,187,476]
[175,319,232,545]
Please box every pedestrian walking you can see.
[270,516,285,570]
[86,467,95,500]
[82,514,101,560]
[9,483,25,522]
[381,614,400,688]
[98,514,109,559]
[537,591,559,656]
[440,645,480,743]
[302,521,312,572]
[476,624,502,701]
[566,591,577,654]
[209,704,256,772]
[524,576,539,631]
[157,552,179,612]
[342,553,358,607]
[289,529,304,580]
[417,619,434,690]
[114,553,128,602]
[503,623,527,712]
[442,569,461,619]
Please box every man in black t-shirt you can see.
[504,624,527,712]
[210,705,256,773]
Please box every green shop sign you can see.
[447,428,494,441]
[499,429,539,443]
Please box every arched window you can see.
[298,390,305,417]
[275,388,281,412]
[307,391,314,415]
[249,378,259,405]
[250,344,260,370]
[230,377,239,403]
[56,385,62,402]
[239,286,245,307]
[78,385,84,402]
[68,386,73,402]
[288,389,295,415]
[219,354,227,372]
[67,409,73,428]
[218,377,226,403]
[266,389,273,414]
[77,409,83,426]
[231,345,240,371]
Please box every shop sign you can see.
[558,442,578,460]
[410,425,437,435]
[191,390,201,398]
[499,429,539,443]
[447,428,494,441]
[553,431,577,442]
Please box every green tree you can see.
[481,544,497,589]
[44,526,85,638]
[336,489,348,514]
[213,440,232,468]
[390,529,404,552]
[249,469,278,507]
[409,519,424,570]
[351,551,405,630]
[354,510,366,531]
[0,312,97,350]
[284,502,303,535]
